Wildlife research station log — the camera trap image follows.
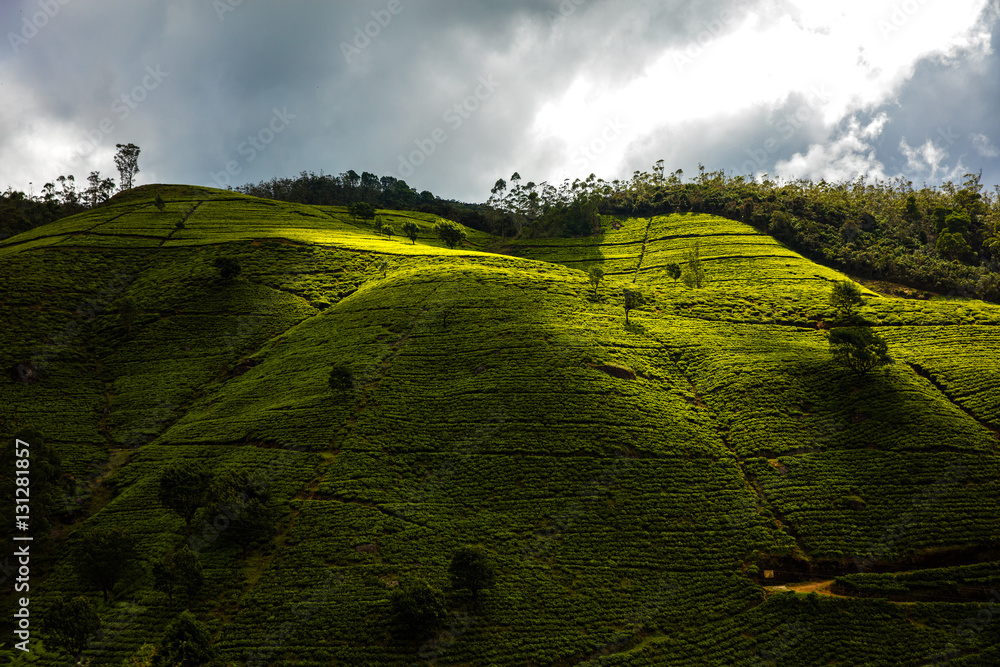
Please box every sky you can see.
[2,0,999,204]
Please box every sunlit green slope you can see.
[1,186,998,666]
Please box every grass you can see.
[2,186,999,666]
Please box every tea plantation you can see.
[1,185,998,665]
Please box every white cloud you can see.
[972,133,1000,158]
[0,66,115,190]
[529,0,992,182]
[775,114,889,182]
[898,136,967,182]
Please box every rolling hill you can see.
[1,184,999,666]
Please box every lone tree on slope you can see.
[158,463,213,533]
[153,545,205,607]
[43,596,101,660]
[666,262,681,282]
[207,470,277,559]
[113,295,138,335]
[623,289,646,325]
[72,526,139,602]
[329,364,354,394]
[401,220,420,244]
[828,326,891,376]
[350,202,377,225]
[829,281,864,322]
[114,143,141,191]
[157,611,216,667]
[435,220,467,249]
[588,266,604,298]
[213,256,242,281]
[681,242,705,289]
[390,579,448,640]
[449,545,496,607]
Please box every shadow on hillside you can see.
[504,214,622,273]
[623,321,650,336]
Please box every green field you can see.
[1,186,998,665]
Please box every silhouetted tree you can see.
[155,611,215,667]
[207,470,276,558]
[213,257,241,281]
[43,596,101,660]
[329,365,354,393]
[73,526,138,602]
[828,326,891,375]
[158,463,212,533]
[390,579,447,640]
[153,546,204,607]
[114,143,141,191]
[449,545,496,606]
[85,171,116,207]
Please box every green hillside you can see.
[2,185,999,665]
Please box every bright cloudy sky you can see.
[1,0,998,203]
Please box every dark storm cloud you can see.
[1,0,997,201]
[1,0,758,200]
[868,15,1000,188]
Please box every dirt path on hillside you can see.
[764,580,843,596]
